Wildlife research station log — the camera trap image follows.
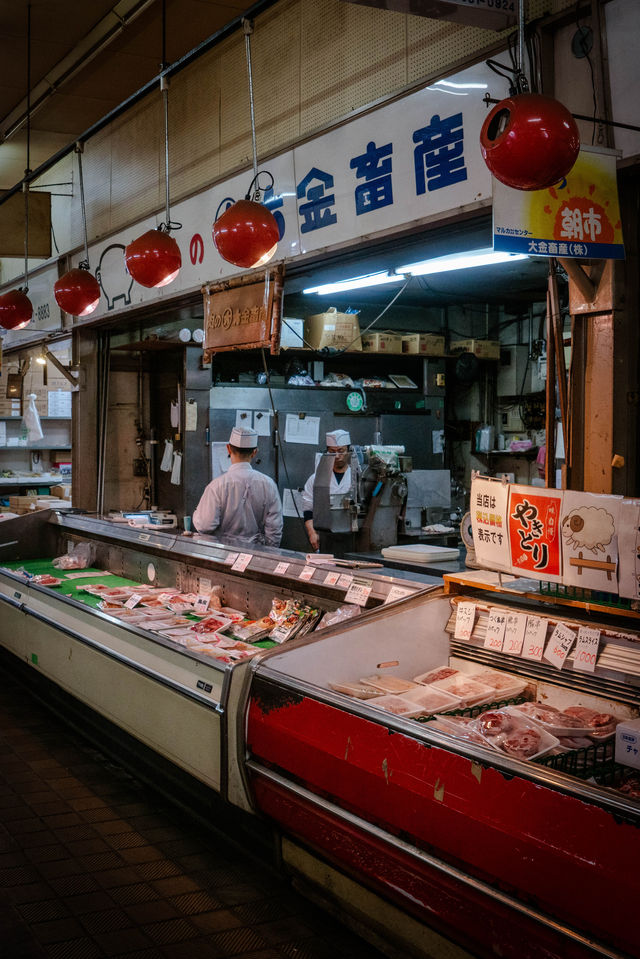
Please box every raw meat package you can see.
[431,674,496,707]
[470,708,559,760]
[467,669,528,700]
[368,695,425,717]
[31,574,62,586]
[360,675,419,694]
[563,705,619,738]
[413,666,459,685]
[507,702,594,736]
[400,685,462,714]
[328,681,384,700]
[191,614,232,634]
[428,715,487,745]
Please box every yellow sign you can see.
[493,145,624,260]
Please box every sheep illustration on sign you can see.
[561,493,623,593]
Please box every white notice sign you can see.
[344,578,373,607]
[384,585,412,605]
[284,414,320,445]
[274,562,290,576]
[573,627,601,673]
[454,602,476,641]
[544,622,577,670]
[503,613,527,656]
[521,617,548,661]
[298,565,316,581]
[484,608,507,652]
[470,477,511,572]
[232,553,252,572]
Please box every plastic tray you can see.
[413,666,460,685]
[329,681,384,700]
[360,675,419,694]
[467,669,528,701]
[505,703,594,737]
[368,695,425,718]
[381,544,460,564]
[400,685,462,714]
[431,674,496,707]
[470,708,559,761]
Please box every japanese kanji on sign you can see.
[508,485,563,582]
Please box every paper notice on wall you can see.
[48,390,72,417]
[618,499,640,600]
[284,413,320,445]
[211,442,230,479]
[470,476,511,572]
[160,440,173,472]
[185,400,198,432]
[170,452,182,485]
[253,411,272,436]
[0,422,5,446]
[282,488,305,518]
[432,430,444,455]
[560,490,623,592]
[170,401,179,428]
[508,484,563,582]
[235,409,253,429]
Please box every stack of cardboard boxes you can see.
[8,490,71,514]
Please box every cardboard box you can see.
[280,317,305,348]
[615,718,640,770]
[361,331,404,354]
[304,309,362,351]
[9,495,37,510]
[450,338,501,360]
[401,333,445,356]
[51,485,71,500]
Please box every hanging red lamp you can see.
[480,93,580,191]
[54,265,101,317]
[212,197,279,270]
[0,288,33,330]
[124,227,182,288]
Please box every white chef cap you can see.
[326,429,351,447]
[229,426,259,448]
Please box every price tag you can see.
[224,552,239,566]
[573,627,600,673]
[483,608,507,652]
[324,571,341,586]
[298,565,316,581]
[232,553,252,572]
[503,613,527,655]
[384,585,412,605]
[337,573,354,589]
[454,602,476,641]
[543,622,577,670]
[157,591,175,604]
[344,578,373,607]
[274,562,289,576]
[522,616,548,661]
[125,593,143,609]
[193,593,211,615]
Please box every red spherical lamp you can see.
[124,227,182,289]
[0,288,33,330]
[54,266,101,317]
[480,93,580,191]
[213,198,279,270]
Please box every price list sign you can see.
[503,613,527,655]
[522,617,548,661]
[573,627,600,673]
[345,578,373,607]
[543,622,577,670]
[454,603,476,641]
[484,608,507,652]
[232,553,253,572]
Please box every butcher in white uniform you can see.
[193,426,283,547]
[301,429,352,552]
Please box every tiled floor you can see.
[0,669,388,959]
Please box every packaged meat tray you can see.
[400,685,462,714]
[413,666,459,685]
[328,681,384,700]
[467,669,528,701]
[507,703,594,736]
[31,574,63,586]
[431,674,496,707]
[360,675,419,694]
[470,708,559,761]
[368,695,425,717]
[428,715,487,745]
[563,705,619,739]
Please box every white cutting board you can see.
[381,544,460,564]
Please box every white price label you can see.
[484,608,507,652]
[337,573,354,589]
[274,562,290,575]
[193,593,211,615]
[522,617,548,661]
[454,602,476,641]
[157,591,175,604]
[299,565,316,581]
[384,585,412,605]
[344,578,373,607]
[232,553,252,572]
[503,613,527,655]
[125,592,143,609]
[573,627,600,673]
[324,571,341,586]
[224,552,239,566]
[543,622,577,670]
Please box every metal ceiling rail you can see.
[0,0,279,210]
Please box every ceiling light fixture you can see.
[303,272,406,296]
[0,3,33,332]
[54,143,101,316]
[212,19,279,270]
[397,248,528,276]
[125,1,181,288]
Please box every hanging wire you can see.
[158,0,181,233]
[241,17,272,202]
[22,1,32,294]
[75,143,91,270]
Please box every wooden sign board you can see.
[0,191,52,258]
[202,266,284,358]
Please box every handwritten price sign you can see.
[454,603,476,641]
[503,613,527,655]
[522,616,548,661]
[484,608,507,652]
[232,553,252,572]
[543,622,576,670]
[573,627,600,673]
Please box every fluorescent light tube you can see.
[397,248,528,277]
[303,271,406,295]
